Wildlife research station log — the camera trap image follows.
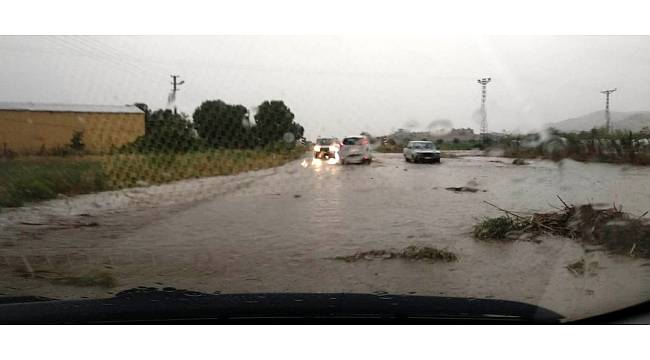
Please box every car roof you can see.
[343,135,365,139]
[409,140,433,143]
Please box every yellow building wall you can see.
[0,110,145,153]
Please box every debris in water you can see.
[474,197,650,258]
[333,245,457,263]
[446,186,479,193]
[512,158,529,165]
[19,221,45,226]
[293,194,302,198]
[19,220,98,228]
[566,259,586,276]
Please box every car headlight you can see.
[314,145,320,151]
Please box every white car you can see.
[339,136,371,164]
[403,141,441,163]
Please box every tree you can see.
[435,139,444,145]
[193,100,250,148]
[130,109,200,152]
[253,100,296,147]
[288,122,305,141]
[453,138,460,144]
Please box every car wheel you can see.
[404,156,410,162]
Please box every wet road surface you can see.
[1,153,650,321]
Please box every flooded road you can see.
[1,153,650,321]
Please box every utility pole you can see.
[170,75,185,115]
[477,77,492,138]
[601,88,617,132]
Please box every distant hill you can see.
[548,110,650,132]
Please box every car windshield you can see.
[412,142,434,149]
[343,137,363,145]
[1,34,649,324]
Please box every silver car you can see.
[339,135,371,164]
[403,141,441,163]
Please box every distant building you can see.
[0,102,145,153]
[388,128,479,145]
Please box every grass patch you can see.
[473,216,528,241]
[334,245,457,262]
[101,148,304,188]
[0,157,106,208]
[0,148,305,208]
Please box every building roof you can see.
[0,102,144,114]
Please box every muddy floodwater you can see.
[1,153,649,321]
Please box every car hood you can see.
[0,288,563,324]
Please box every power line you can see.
[600,88,617,132]
[41,36,172,110]
[477,77,491,137]
[45,36,162,86]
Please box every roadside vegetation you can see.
[374,137,482,153]
[0,157,106,207]
[492,127,650,165]
[0,99,307,208]
[373,142,402,153]
[102,148,304,189]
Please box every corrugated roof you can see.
[0,102,144,114]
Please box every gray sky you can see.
[1,35,649,139]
